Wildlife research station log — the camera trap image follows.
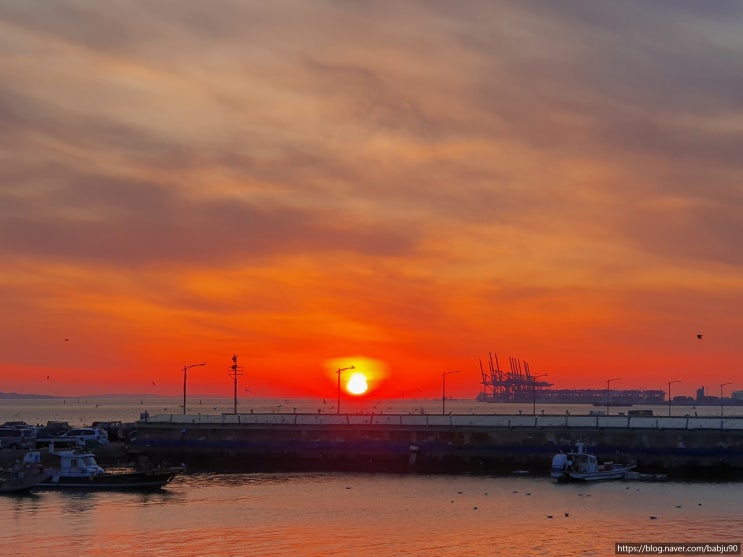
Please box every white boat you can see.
[30,446,182,490]
[550,442,635,482]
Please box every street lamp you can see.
[606,378,620,416]
[667,380,680,417]
[442,370,461,415]
[182,362,206,415]
[532,374,548,416]
[336,365,355,414]
[720,382,732,417]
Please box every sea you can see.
[2,397,741,557]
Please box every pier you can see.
[132,412,743,477]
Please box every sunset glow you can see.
[0,2,741,400]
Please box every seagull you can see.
[697,334,703,340]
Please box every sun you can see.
[346,372,368,395]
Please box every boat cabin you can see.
[55,451,105,477]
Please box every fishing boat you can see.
[0,453,49,494]
[31,446,182,490]
[550,442,635,482]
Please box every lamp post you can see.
[720,382,732,417]
[336,365,355,414]
[442,370,461,415]
[667,380,680,417]
[606,378,620,416]
[182,362,206,415]
[532,374,548,416]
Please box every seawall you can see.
[131,413,743,478]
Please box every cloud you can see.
[0,169,420,265]
[1,0,742,393]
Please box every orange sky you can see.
[1,1,741,399]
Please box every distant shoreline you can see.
[0,392,167,400]
[0,392,57,399]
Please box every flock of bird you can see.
[437,484,708,521]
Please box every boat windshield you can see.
[79,456,98,467]
[63,454,100,472]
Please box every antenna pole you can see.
[228,353,244,414]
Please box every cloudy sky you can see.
[1,0,741,399]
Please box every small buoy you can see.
[564,512,569,517]
[473,506,478,510]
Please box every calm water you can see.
[2,473,741,556]
[2,398,741,556]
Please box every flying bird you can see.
[697,334,703,340]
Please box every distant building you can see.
[732,390,743,401]
[696,386,706,401]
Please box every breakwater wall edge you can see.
[132,413,743,478]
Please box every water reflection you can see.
[1,473,741,557]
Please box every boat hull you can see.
[552,465,635,482]
[0,467,49,494]
[38,469,181,490]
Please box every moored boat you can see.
[32,446,182,490]
[550,442,636,482]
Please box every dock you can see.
[132,412,743,477]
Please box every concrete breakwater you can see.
[131,413,743,477]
